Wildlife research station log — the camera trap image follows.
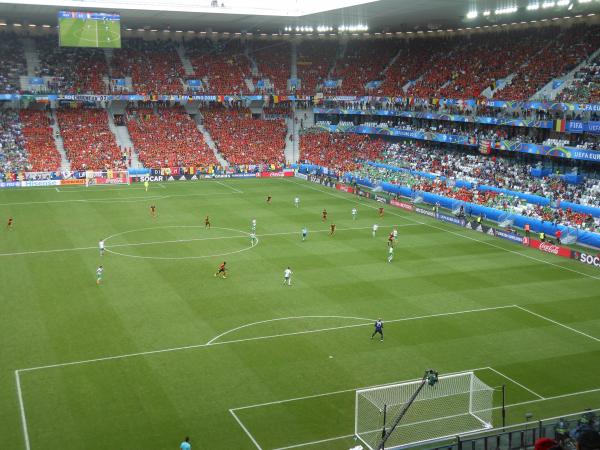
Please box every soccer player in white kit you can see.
[393,227,398,239]
[352,207,357,220]
[251,218,256,232]
[294,197,300,208]
[283,267,293,286]
[372,224,379,237]
[250,232,257,247]
[388,246,394,263]
[99,239,105,256]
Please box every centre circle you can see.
[102,225,257,260]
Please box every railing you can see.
[423,409,599,450]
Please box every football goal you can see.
[355,371,493,450]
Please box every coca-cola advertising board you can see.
[529,239,572,258]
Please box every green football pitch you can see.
[0,178,598,450]
[59,17,121,48]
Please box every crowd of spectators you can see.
[299,130,387,171]
[202,106,286,165]
[329,40,399,96]
[184,38,252,94]
[57,108,125,170]
[0,110,27,177]
[557,54,600,104]
[34,38,108,94]
[296,40,338,95]
[0,32,26,93]
[344,140,599,230]
[250,41,291,94]
[112,38,184,95]
[19,110,61,171]
[127,107,217,168]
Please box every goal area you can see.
[355,372,493,450]
[85,170,130,186]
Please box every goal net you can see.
[85,170,130,186]
[355,372,493,450]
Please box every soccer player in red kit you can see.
[150,205,156,218]
[7,217,13,230]
[379,207,384,217]
[388,232,395,247]
[267,195,272,204]
[214,261,227,278]
[322,209,327,221]
[205,215,211,229]
[330,223,336,236]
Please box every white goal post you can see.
[355,372,493,450]
[85,170,130,186]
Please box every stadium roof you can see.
[0,0,598,34]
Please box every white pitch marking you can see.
[515,305,600,343]
[15,370,31,450]
[215,180,243,194]
[18,307,511,373]
[229,409,263,450]
[290,179,600,281]
[206,315,377,345]
[272,434,354,450]
[487,367,545,399]
[0,225,407,258]
[231,367,490,411]
[55,187,60,192]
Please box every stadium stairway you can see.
[530,46,600,101]
[382,46,404,76]
[290,41,298,80]
[195,116,228,167]
[50,110,71,171]
[176,44,195,76]
[480,73,516,99]
[107,110,140,168]
[23,38,40,77]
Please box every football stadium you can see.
[0,1,600,449]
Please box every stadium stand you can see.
[184,38,252,94]
[127,107,217,168]
[112,38,184,94]
[330,40,400,95]
[56,108,125,170]
[0,32,26,93]
[296,40,338,95]
[557,54,600,104]
[19,110,61,171]
[250,41,291,94]
[0,110,26,176]
[299,131,387,171]
[202,106,286,165]
[35,38,109,94]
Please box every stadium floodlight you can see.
[556,0,570,5]
[542,1,556,8]
[527,2,540,10]
[482,10,491,15]
[355,371,493,450]
[578,0,591,3]
[466,10,478,18]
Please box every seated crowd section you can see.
[0,32,26,94]
[184,38,252,94]
[19,110,61,172]
[202,107,286,165]
[126,106,217,168]
[1,24,600,100]
[297,133,600,230]
[57,108,125,171]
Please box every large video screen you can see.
[58,11,121,48]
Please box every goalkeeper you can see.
[371,319,383,341]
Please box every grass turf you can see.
[0,178,599,450]
[59,17,121,48]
